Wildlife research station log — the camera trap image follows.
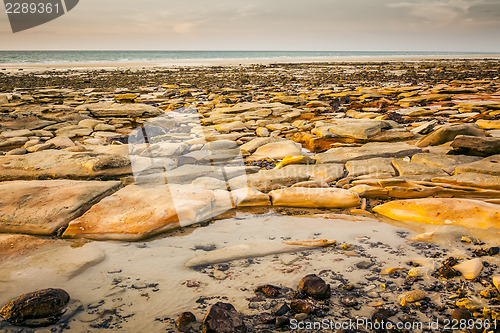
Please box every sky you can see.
[1,0,500,51]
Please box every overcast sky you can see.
[1,0,500,51]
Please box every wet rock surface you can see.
[0,289,70,327]
[0,60,499,331]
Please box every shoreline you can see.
[1,54,500,73]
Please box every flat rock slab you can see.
[454,155,500,176]
[374,198,500,230]
[62,184,216,241]
[0,150,132,180]
[411,153,481,174]
[450,135,500,156]
[246,141,302,162]
[325,119,392,140]
[0,234,58,265]
[0,180,122,235]
[0,242,105,282]
[76,102,163,118]
[346,158,395,177]
[432,172,500,190]
[314,142,422,164]
[269,187,360,208]
[416,124,484,147]
[392,159,449,176]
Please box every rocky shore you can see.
[0,60,499,332]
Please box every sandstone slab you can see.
[62,184,216,240]
[0,180,121,235]
[411,153,481,174]
[76,102,163,118]
[454,155,500,176]
[450,135,500,156]
[314,142,422,164]
[416,124,484,147]
[269,187,360,208]
[373,198,500,230]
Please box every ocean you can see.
[0,50,497,65]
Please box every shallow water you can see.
[0,212,498,332]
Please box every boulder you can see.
[0,289,70,327]
[202,302,246,333]
[269,187,360,208]
[325,119,392,140]
[0,180,121,235]
[0,150,132,180]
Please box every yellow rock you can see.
[453,258,483,280]
[456,298,480,312]
[373,198,500,230]
[385,267,406,274]
[274,156,315,169]
[493,275,500,293]
[476,119,500,130]
[269,187,360,208]
[399,290,426,306]
[412,232,435,242]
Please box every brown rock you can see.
[255,285,281,297]
[416,124,484,147]
[202,302,246,333]
[450,135,500,156]
[0,288,70,327]
[298,274,331,299]
[176,312,197,332]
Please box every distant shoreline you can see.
[1,53,500,74]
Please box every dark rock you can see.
[258,313,275,324]
[488,247,499,256]
[0,288,70,327]
[435,257,460,279]
[271,302,289,316]
[298,274,331,300]
[450,135,500,156]
[275,316,290,328]
[371,307,395,324]
[355,261,374,269]
[450,308,472,321]
[340,296,358,307]
[176,312,196,332]
[202,302,246,333]
[255,285,281,298]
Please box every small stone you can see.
[6,148,27,155]
[371,308,395,323]
[294,313,308,321]
[255,285,281,297]
[256,127,270,137]
[258,313,275,324]
[450,308,472,322]
[213,269,227,280]
[271,302,290,316]
[340,296,358,307]
[355,261,374,269]
[176,312,196,332]
[298,274,331,300]
[275,316,290,328]
[290,299,327,314]
[398,290,426,306]
[94,124,116,132]
[453,258,483,280]
[0,288,70,327]
[201,302,246,333]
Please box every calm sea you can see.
[0,50,496,65]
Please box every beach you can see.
[0,59,499,332]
